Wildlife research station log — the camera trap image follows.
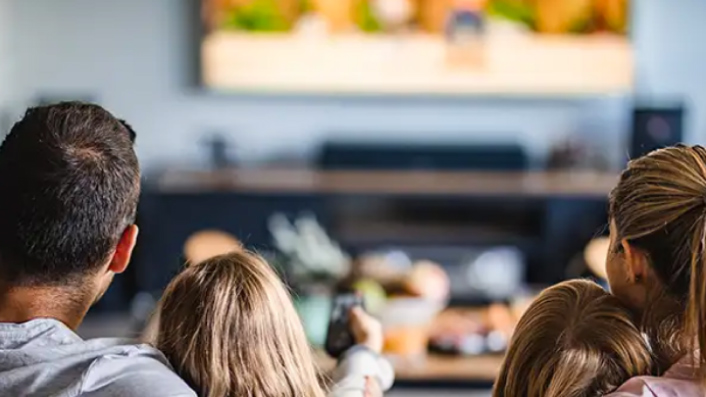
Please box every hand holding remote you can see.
[349,307,383,354]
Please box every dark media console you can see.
[133,169,613,299]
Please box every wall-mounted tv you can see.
[200,0,632,96]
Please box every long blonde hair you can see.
[155,251,327,397]
[493,280,652,397]
[610,145,706,374]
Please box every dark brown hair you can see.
[0,102,140,285]
[493,280,652,397]
[610,144,706,374]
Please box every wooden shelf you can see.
[155,169,619,198]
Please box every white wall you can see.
[6,0,690,171]
[632,0,706,149]
[0,0,12,108]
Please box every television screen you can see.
[200,0,632,96]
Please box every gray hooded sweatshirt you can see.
[0,319,393,397]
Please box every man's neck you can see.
[0,285,94,330]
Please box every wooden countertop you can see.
[394,355,503,381]
[154,169,618,198]
[316,351,503,382]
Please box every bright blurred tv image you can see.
[200,0,632,96]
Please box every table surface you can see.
[389,392,489,397]
[316,351,503,382]
[155,169,619,198]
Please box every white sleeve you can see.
[327,346,395,397]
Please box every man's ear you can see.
[621,239,647,283]
[108,225,139,274]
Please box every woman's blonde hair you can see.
[610,145,706,374]
[155,250,327,397]
[493,280,652,397]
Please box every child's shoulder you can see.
[606,375,703,397]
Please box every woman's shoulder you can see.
[606,376,704,397]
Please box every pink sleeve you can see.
[605,376,703,397]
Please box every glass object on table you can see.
[294,284,333,347]
[380,297,445,366]
[446,0,487,68]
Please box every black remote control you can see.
[325,294,365,359]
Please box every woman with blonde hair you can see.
[604,144,706,396]
[493,279,652,397]
[146,250,393,397]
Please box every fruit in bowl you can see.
[402,261,451,302]
[351,278,387,316]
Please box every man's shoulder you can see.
[79,343,196,397]
[0,319,195,396]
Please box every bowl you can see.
[379,297,446,361]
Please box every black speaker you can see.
[630,105,684,159]
[318,142,528,171]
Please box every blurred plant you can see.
[567,14,594,34]
[221,0,291,32]
[268,212,350,287]
[299,0,314,13]
[486,0,536,28]
[355,0,383,32]
[486,0,627,34]
[593,0,629,34]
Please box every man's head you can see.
[0,102,140,299]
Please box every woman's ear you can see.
[621,239,647,283]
